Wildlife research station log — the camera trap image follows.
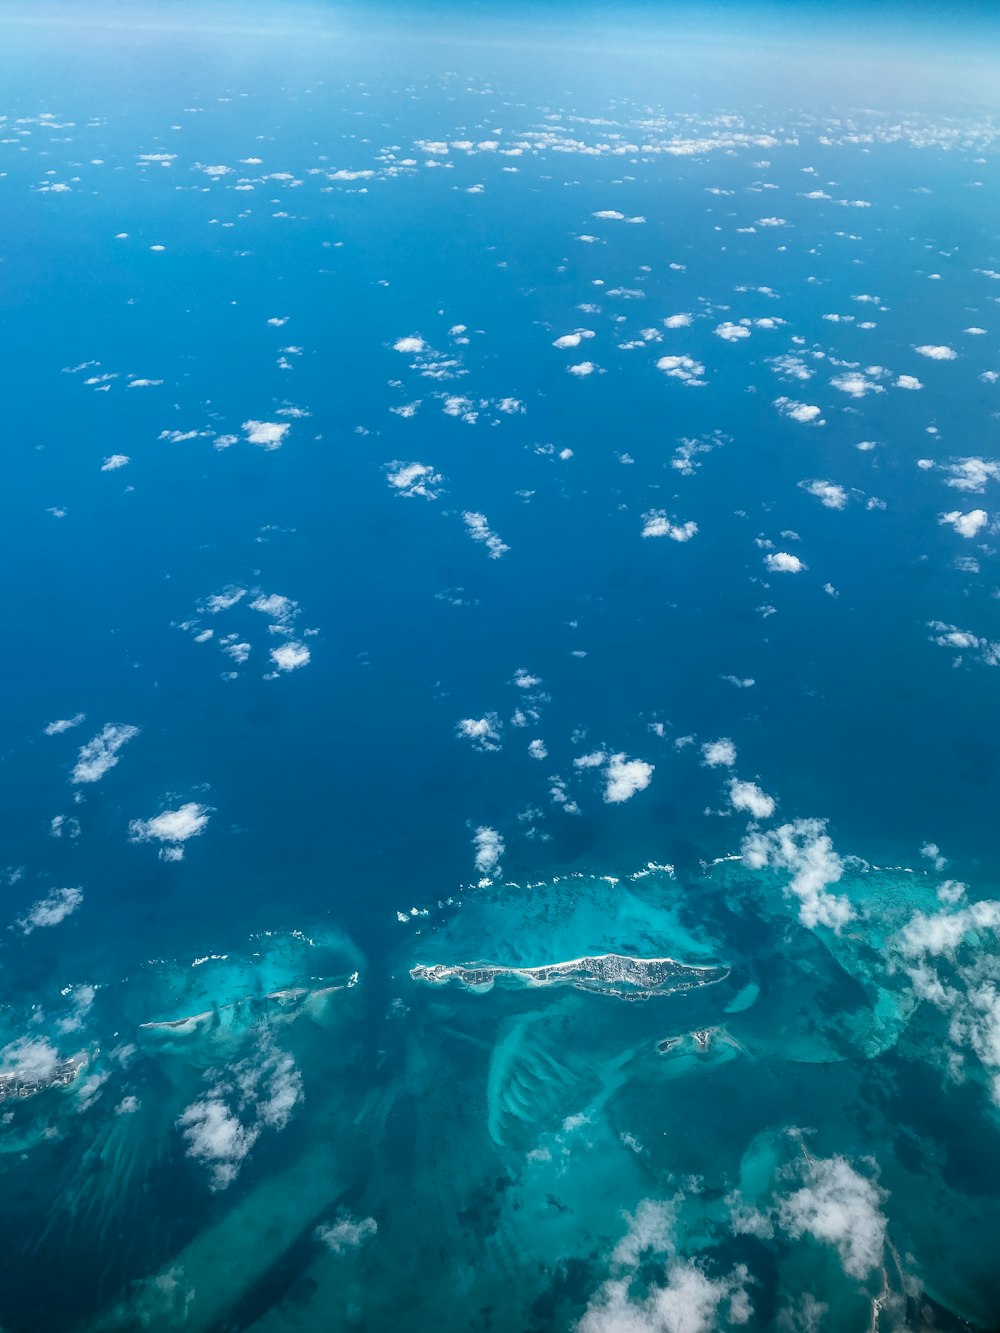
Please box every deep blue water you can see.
[1,8,999,1331]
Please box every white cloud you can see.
[925,621,1000,664]
[777,1155,887,1280]
[702,738,737,768]
[729,779,775,820]
[553,330,595,349]
[662,314,692,329]
[800,480,848,510]
[472,826,504,878]
[939,509,988,539]
[463,511,509,559]
[512,668,541,690]
[393,335,426,353]
[715,322,751,342]
[830,372,884,399]
[0,1037,63,1085]
[457,714,502,752]
[251,592,297,623]
[44,712,85,736]
[72,723,140,784]
[528,738,548,760]
[741,817,853,930]
[774,397,824,425]
[316,1214,378,1256]
[641,511,698,541]
[101,454,130,471]
[242,420,290,450]
[15,886,83,934]
[574,750,607,769]
[765,552,806,573]
[894,374,923,390]
[604,754,654,803]
[579,1197,753,1333]
[568,361,598,377]
[129,802,211,859]
[178,1048,301,1190]
[270,642,311,672]
[914,344,957,360]
[657,355,706,387]
[941,458,1000,493]
[385,461,444,499]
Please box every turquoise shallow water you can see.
[1,6,1000,1329]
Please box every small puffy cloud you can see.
[741,817,852,930]
[472,826,504,878]
[553,330,595,349]
[580,1202,752,1333]
[729,779,775,820]
[317,1214,378,1256]
[641,511,698,541]
[702,738,736,768]
[0,1037,63,1085]
[657,355,706,387]
[72,723,140,784]
[663,313,692,329]
[777,1155,887,1280]
[800,480,848,510]
[15,886,83,934]
[927,621,980,652]
[574,750,607,769]
[942,458,1000,493]
[604,754,654,803]
[251,592,297,623]
[385,461,443,499]
[895,374,923,390]
[242,420,290,450]
[914,344,957,360]
[765,551,806,573]
[44,712,85,736]
[462,511,509,559]
[270,642,311,672]
[774,397,824,425]
[457,714,502,752]
[178,1047,301,1191]
[512,668,542,690]
[528,738,548,760]
[178,1098,260,1194]
[715,322,751,342]
[129,802,211,860]
[568,361,598,377]
[393,335,426,353]
[101,454,130,471]
[830,372,884,399]
[939,509,988,539]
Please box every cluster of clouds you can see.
[927,621,999,667]
[316,1213,378,1256]
[180,585,315,677]
[641,512,698,542]
[177,1044,302,1190]
[472,826,505,880]
[892,896,1000,1104]
[70,723,140,784]
[742,818,852,930]
[129,802,211,862]
[14,886,83,935]
[385,460,443,499]
[463,511,509,559]
[732,1144,888,1283]
[574,750,655,804]
[579,1198,753,1333]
